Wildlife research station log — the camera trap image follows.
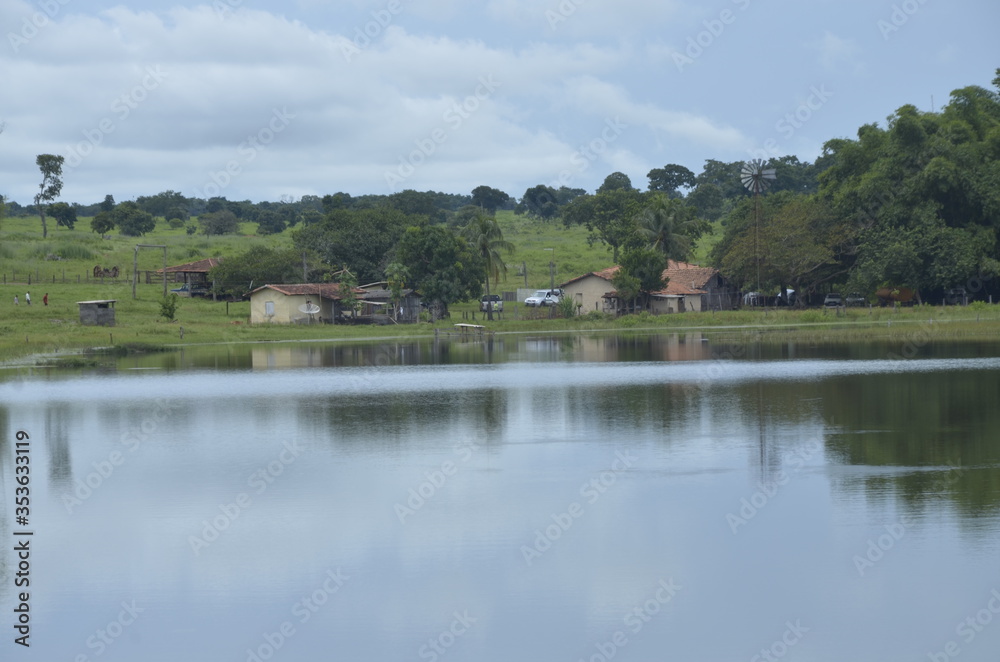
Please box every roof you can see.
[361,288,417,299]
[76,299,117,304]
[155,258,222,273]
[565,261,720,297]
[248,283,364,299]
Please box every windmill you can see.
[740,159,776,299]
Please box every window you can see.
[265,301,274,317]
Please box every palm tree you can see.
[637,194,699,263]
[463,211,515,321]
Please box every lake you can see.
[1,332,999,662]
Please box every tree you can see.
[48,202,77,230]
[612,247,666,313]
[209,246,311,299]
[256,210,286,235]
[636,194,706,262]
[463,211,515,321]
[337,268,360,319]
[588,188,645,262]
[647,164,696,196]
[519,184,559,219]
[91,211,115,235]
[199,209,240,235]
[598,171,635,193]
[34,154,64,239]
[385,262,410,321]
[99,194,115,213]
[113,201,157,237]
[394,225,484,319]
[686,183,726,222]
[471,185,510,212]
[293,206,414,283]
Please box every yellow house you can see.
[560,261,738,315]
[249,283,357,324]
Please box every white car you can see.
[524,289,563,307]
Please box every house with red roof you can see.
[560,261,737,315]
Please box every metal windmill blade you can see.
[741,159,777,194]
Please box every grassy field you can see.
[2,211,998,365]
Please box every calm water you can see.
[1,333,999,662]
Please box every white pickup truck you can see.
[524,289,563,307]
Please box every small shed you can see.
[78,300,117,326]
[147,257,222,285]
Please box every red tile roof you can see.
[248,283,364,299]
[564,261,719,297]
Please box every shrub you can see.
[168,218,185,229]
[160,293,180,321]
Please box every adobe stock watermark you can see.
[72,600,145,661]
[672,0,754,72]
[395,438,476,524]
[339,0,412,62]
[193,107,295,199]
[244,568,349,662]
[545,0,587,30]
[8,0,71,53]
[548,117,628,191]
[927,589,1000,662]
[725,439,823,534]
[853,465,966,576]
[213,0,242,20]
[877,0,930,40]
[417,611,476,662]
[521,450,636,565]
[63,398,180,514]
[746,85,833,163]
[63,66,168,170]
[188,439,303,556]
[384,75,501,190]
[577,578,681,662]
[749,620,810,662]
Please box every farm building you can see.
[560,261,738,315]
[148,257,222,286]
[249,283,364,324]
[77,300,117,326]
[358,281,423,323]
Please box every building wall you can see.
[562,275,614,314]
[250,291,335,324]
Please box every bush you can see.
[168,218,185,229]
[160,293,180,321]
[557,296,576,318]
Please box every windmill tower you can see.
[740,159,776,300]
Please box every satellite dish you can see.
[298,302,320,323]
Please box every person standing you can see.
[25,292,31,305]
[43,293,49,306]
[13,295,18,305]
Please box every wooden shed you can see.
[78,299,117,326]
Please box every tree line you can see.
[6,69,998,308]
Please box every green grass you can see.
[3,211,1000,364]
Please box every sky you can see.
[0,0,997,206]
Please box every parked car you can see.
[845,292,866,306]
[823,293,843,307]
[479,294,503,312]
[524,289,563,307]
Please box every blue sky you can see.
[1,0,997,205]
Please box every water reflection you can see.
[0,339,998,661]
